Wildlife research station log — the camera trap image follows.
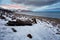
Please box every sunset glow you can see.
[0,4,28,10]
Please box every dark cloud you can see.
[12,0,60,6]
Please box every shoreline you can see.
[14,13,60,24]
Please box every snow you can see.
[2,15,12,21]
[0,19,8,26]
[0,19,60,40]
[16,17,29,21]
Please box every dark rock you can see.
[32,18,37,24]
[7,21,17,26]
[0,16,6,19]
[27,34,32,39]
[7,19,32,26]
[7,18,37,26]
[11,28,17,32]
[16,19,32,26]
[56,32,60,35]
[12,16,16,20]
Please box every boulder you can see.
[7,19,32,26]
[11,28,17,32]
[16,19,32,26]
[7,18,37,26]
[56,32,60,35]
[27,34,32,39]
[32,18,37,24]
[7,21,17,26]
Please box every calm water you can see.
[34,12,60,19]
[21,12,60,19]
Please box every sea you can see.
[20,12,60,19]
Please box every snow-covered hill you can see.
[0,16,60,40]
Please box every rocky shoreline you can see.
[14,13,60,25]
[0,11,60,26]
[0,8,60,27]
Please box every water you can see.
[34,12,60,19]
[21,12,60,19]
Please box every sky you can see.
[0,0,60,11]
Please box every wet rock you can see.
[12,16,16,20]
[11,28,17,32]
[27,34,32,39]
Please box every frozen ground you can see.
[0,18,60,40]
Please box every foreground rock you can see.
[27,34,32,39]
[11,28,17,32]
[7,18,37,26]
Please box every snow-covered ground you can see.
[0,18,60,40]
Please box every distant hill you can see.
[21,10,32,12]
[0,7,14,13]
[0,6,33,13]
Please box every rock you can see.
[0,16,6,19]
[11,28,17,32]
[56,32,60,35]
[16,19,32,26]
[7,19,32,26]
[27,34,32,39]
[32,18,37,24]
[12,16,16,20]
[7,21,17,26]
[7,17,37,26]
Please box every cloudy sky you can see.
[0,0,60,11]
[12,0,60,6]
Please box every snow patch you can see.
[0,19,60,40]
